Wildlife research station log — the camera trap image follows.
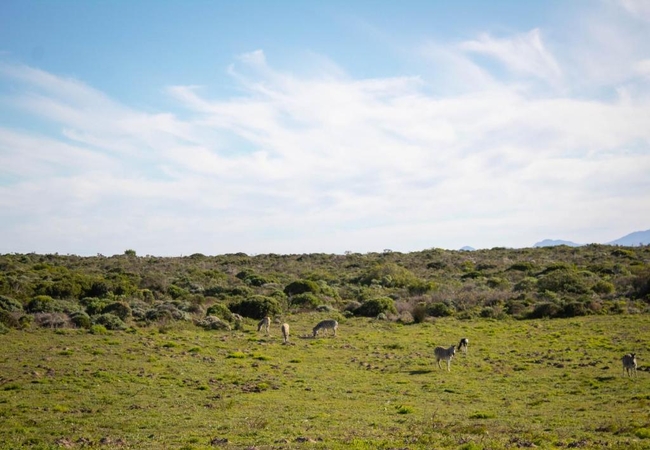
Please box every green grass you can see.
[0,315,649,449]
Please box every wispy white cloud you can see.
[459,28,562,85]
[1,4,649,255]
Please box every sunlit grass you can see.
[0,314,649,449]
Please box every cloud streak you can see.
[1,5,649,255]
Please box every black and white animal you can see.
[457,338,469,355]
[622,353,637,377]
[434,345,456,371]
[313,319,338,337]
[257,316,270,334]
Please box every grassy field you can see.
[1,314,649,449]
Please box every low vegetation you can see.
[1,315,649,449]
[0,246,649,447]
[1,245,649,335]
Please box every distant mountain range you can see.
[533,229,650,248]
[460,229,650,250]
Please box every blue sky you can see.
[1,0,649,256]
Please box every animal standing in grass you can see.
[622,353,637,377]
[281,323,290,344]
[434,345,456,371]
[257,316,270,335]
[457,338,469,355]
[313,319,338,337]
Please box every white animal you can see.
[281,323,290,344]
[457,338,469,355]
[257,316,270,334]
[313,319,338,337]
[434,345,456,371]
[622,353,637,377]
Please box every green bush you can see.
[284,280,320,296]
[527,302,562,319]
[514,277,538,292]
[427,302,455,317]
[412,303,428,323]
[26,295,55,313]
[69,311,91,329]
[537,270,590,294]
[559,302,589,318]
[592,280,615,295]
[80,297,111,315]
[0,310,21,329]
[508,262,535,272]
[102,301,132,320]
[168,284,190,300]
[357,263,418,287]
[229,295,281,320]
[290,292,321,309]
[355,297,397,317]
[0,295,23,312]
[206,303,233,321]
[90,324,108,335]
[93,313,127,330]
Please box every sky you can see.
[1,0,649,256]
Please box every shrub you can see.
[90,324,108,335]
[487,277,510,290]
[344,301,362,313]
[398,311,414,324]
[93,313,127,330]
[412,303,428,323]
[508,262,535,272]
[407,279,437,295]
[592,280,615,295]
[284,280,320,296]
[80,297,111,315]
[206,303,233,321]
[289,292,321,309]
[34,312,69,328]
[196,315,231,330]
[357,263,419,287]
[316,304,336,312]
[168,284,190,300]
[26,295,55,313]
[102,301,132,320]
[355,297,397,317]
[69,311,91,329]
[427,302,455,317]
[514,277,538,292]
[0,295,23,312]
[0,310,21,329]
[229,295,281,320]
[527,302,562,319]
[537,269,590,294]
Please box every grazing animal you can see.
[257,316,270,334]
[457,338,469,355]
[434,345,456,371]
[313,319,338,337]
[281,323,290,344]
[622,353,637,377]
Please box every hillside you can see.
[608,229,650,246]
[1,244,649,333]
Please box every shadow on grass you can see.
[408,369,433,375]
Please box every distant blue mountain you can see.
[533,239,582,248]
[607,229,650,246]
[459,246,475,251]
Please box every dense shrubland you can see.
[1,244,649,333]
